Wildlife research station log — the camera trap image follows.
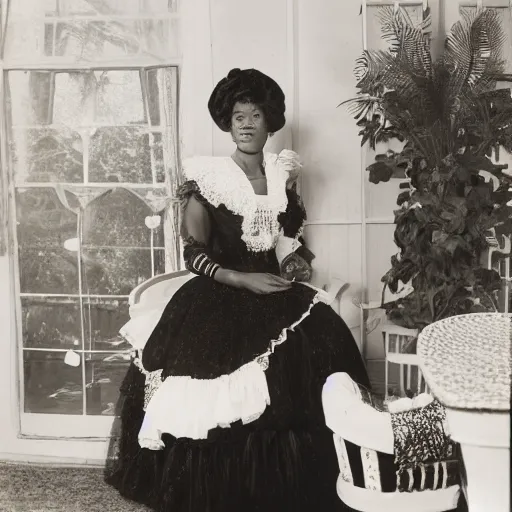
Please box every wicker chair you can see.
[322,372,461,512]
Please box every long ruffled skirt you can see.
[105,277,369,511]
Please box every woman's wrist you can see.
[214,268,245,288]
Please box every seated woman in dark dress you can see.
[105,67,369,512]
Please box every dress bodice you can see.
[178,150,306,274]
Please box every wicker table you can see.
[417,313,511,512]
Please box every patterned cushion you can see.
[336,436,461,493]
[324,373,461,494]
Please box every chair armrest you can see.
[130,274,348,308]
[323,278,350,300]
[129,270,191,306]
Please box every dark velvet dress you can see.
[104,152,370,511]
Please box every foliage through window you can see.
[8,65,180,417]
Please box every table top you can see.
[417,313,511,411]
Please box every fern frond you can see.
[445,8,506,91]
[378,6,433,78]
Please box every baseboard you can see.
[0,453,105,468]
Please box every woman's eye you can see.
[254,114,260,119]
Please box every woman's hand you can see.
[239,273,292,294]
[215,269,292,294]
[236,272,292,295]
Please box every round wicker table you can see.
[417,313,511,512]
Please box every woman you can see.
[105,68,369,511]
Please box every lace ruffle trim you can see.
[182,150,301,253]
[135,293,320,449]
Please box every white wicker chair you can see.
[128,269,350,307]
[128,269,194,308]
[322,372,461,512]
[123,271,351,351]
[381,324,430,399]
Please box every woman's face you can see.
[230,102,268,154]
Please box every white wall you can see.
[209,0,292,156]
[296,0,365,343]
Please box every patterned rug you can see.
[0,463,149,512]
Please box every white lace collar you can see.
[183,150,301,252]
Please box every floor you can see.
[0,461,468,512]
[0,463,149,512]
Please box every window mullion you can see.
[76,209,87,415]
[2,59,182,72]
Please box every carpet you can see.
[0,462,468,512]
[0,463,149,512]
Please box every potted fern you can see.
[344,7,512,350]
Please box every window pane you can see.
[85,352,130,415]
[83,188,164,247]
[58,0,140,16]
[138,18,179,57]
[53,70,145,126]
[140,0,177,13]
[16,188,77,249]
[154,248,166,275]
[47,17,179,60]
[4,1,58,59]
[89,127,155,183]
[153,132,165,182]
[146,69,161,126]
[19,248,79,294]
[83,298,131,351]
[53,72,94,125]
[82,248,157,295]
[5,20,167,62]
[96,71,145,124]
[53,20,140,58]
[22,297,82,350]
[12,127,84,183]
[22,297,81,348]
[24,351,83,414]
[8,71,53,126]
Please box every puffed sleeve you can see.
[177,181,221,279]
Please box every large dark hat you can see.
[208,68,286,133]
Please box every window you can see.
[2,0,182,438]
[4,0,179,65]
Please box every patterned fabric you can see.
[143,369,164,411]
[132,355,163,411]
[334,383,461,493]
[280,251,313,282]
[183,236,221,278]
[390,399,458,492]
[338,438,460,493]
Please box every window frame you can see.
[3,61,181,439]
